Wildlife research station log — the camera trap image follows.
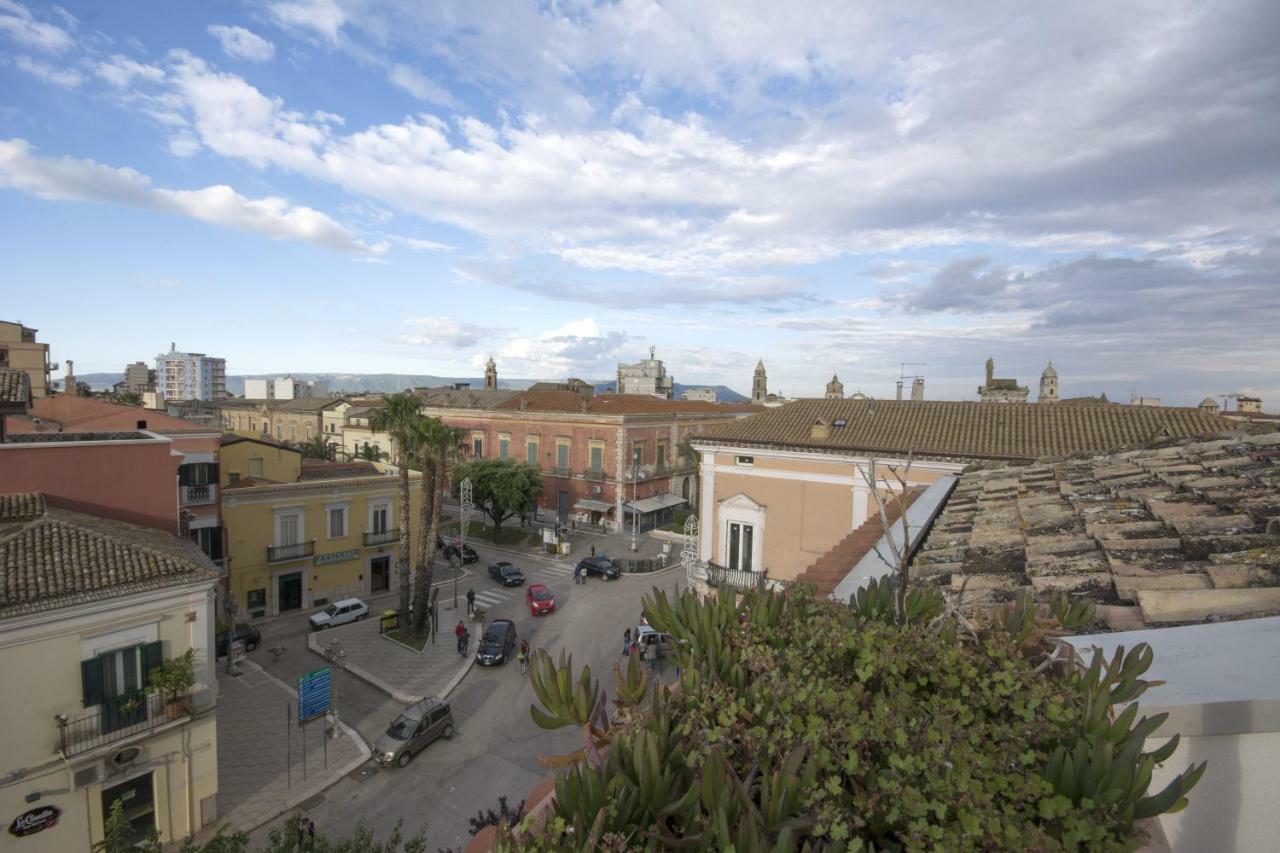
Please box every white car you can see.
[309,597,369,631]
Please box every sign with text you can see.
[315,549,359,566]
[9,805,61,837]
[297,668,332,722]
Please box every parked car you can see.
[576,556,621,580]
[526,583,555,615]
[488,561,526,586]
[215,623,261,658]
[373,697,455,768]
[442,541,479,564]
[635,624,675,657]
[476,619,517,666]
[309,597,370,630]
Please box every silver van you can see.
[373,697,455,768]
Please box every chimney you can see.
[519,397,528,411]
[809,418,831,441]
[580,398,588,413]
[911,377,924,401]
[985,357,994,386]
[64,359,75,395]
[895,381,903,401]
[136,419,147,429]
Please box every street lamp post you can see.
[455,477,473,609]
[630,462,639,552]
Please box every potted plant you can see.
[147,648,196,719]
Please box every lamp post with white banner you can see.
[454,477,473,609]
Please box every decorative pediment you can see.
[719,492,764,512]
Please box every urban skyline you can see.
[1,1,1277,404]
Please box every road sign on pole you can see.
[297,668,332,723]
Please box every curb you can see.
[306,624,478,705]
[230,659,372,835]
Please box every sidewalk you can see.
[308,611,475,704]
[214,660,369,833]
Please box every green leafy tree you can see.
[370,393,424,617]
[453,458,542,542]
[356,443,387,462]
[298,434,337,461]
[95,799,159,852]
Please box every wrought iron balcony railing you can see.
[583,468,607,481]
[180,484,217,505]
[704,562,767,592]
[363,528,400,547]
[58,692,188,758]
[267,541,314,563]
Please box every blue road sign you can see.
[298,668,332,722]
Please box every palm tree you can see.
[407,418,466,633]
[298,434,337,460]
[356,443,387,462]
[370,392,423,617]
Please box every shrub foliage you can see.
[517,581,1203,851]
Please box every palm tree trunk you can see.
[412,457,437,633]
[421,449,446,625]
[397,453,412,617]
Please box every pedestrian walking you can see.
[466,587,476,615]
[455,620,466,655]
[298,816,316,851]
[622,627,631,656]
[518,639,530,674]
[573,564,581,585]
[590,544,596,557]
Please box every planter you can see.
[163,694,189,720]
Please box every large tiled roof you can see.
[912,432,1280,628]
[0,369,31,407]
[415,387,521,409]
[299,460,381,480]
[0,496,218,618]
[213,397,343,412]
[5,395,206,434]
[0,492,44,522]
[4,430,153,443]
[693,399,1244,462]
[496,391,762,416]
[219,432,298,452]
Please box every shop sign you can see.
[9,805,61,837]
[315,549,358,566]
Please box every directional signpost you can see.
[297,667,333,778]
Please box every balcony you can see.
[58,692,187,758]
[704,562,768,592]
[267,541,314,563]
[583,468,607,481]
[551,466,572,477]
[363,528,400,547]
[180,484,217,506]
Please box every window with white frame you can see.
[498,433,511,459]
[326,503,349,538]
[274,508,304,546]
[369,499,391,534]
[727,522,754,572]
[249,457,264,478]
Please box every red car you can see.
[526,583,555,616]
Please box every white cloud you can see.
[401,316,493,349]
[493,318,628,378]
[208,25,276,62]
[0,138,385,256]
[388,64,456,107]
[391,235,456,252]
[95,54,164,87]
[0,0,73,52]
[268,0,345,41]
[10,54,82,87]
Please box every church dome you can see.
[1042,361,1058,378]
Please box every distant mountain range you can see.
[75,372,747,401]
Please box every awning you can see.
[624,493,687,514]
[574,499,614,512]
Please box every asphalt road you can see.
[245,543,686,850]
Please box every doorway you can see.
[370,556,390,593]
[102,772,156,847]
[278,573,303,613]
[556,490,569,522]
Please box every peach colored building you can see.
[691,399,1239,585]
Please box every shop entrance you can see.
[370,556,391,593]
[101,772,156,847]
[278,573,303,612]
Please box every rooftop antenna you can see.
[896,362,926,400]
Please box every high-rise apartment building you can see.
[123,360,155,394]
[0,319,54,398]
[155,344,227,401]
[243,376,330,400]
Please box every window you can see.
[190,526,224,561]
[276,424,283,439]
[498,433,510,459]
[526,437,539,466]
[249,457,264,478]
[556,440,570,470]
[735,455,754,466]
[290,422,298,441]
[589,444,604,472]
[370,501,390,534]
[80,641,163,733]
[0,347,7,365]
[472,432,484,458]
[631,442,644,470]
[228,471,240,483]
[327,505,349,538]
[727,522,754,572]
[656,442,667,468]
[306,423,313,438]
[276,510,304,546]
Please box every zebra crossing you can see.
[468,561,576,609]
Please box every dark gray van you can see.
[373,697,455,767]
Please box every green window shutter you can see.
[208,463,220,483]
[81,657,104,707]
[141,641,164,687]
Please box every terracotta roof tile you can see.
[299,460,380,480]
[694,399,1246,462]
[0,498,218,617]
[0,370,31,406]
[496,392,764,416]
[7,395,206,434]
[0,493,44,521]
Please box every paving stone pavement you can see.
[214,660,368,833]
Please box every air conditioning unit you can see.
[592,486,602,495]
[72,761,105,790]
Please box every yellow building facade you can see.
[219,437,421,618]
[0,500,220,850]
[0,319,53,397]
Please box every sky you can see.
[1,0,1277,405]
